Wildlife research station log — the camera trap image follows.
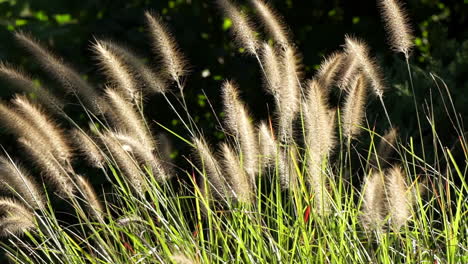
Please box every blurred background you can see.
[0,0,466,169]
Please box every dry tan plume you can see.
[13,96,72,163]
[92,40,140,101]
[218,0,259,55]
[104,88,155,151]
[193,137,229,198]
[315,52,345,90]
[261,43,282,98]
[71,129,105,168]
[113,42,167,94]
[304,80,334,213]
[250,0,289,47]
[342,74,368,139]
[361,170,386,231]
[278,46,301,142]
[258,121,277,167]
[0,63,63,110]
[336,54,360,91]
[76,175,104,222]
[0,102,74,197]
[386,166,412,229]
[100,133,146,194]
[222,81,259,179]
[0,157,45,209]
[110,132,169,181]
[378,0,414,57]
[145,12,187,84]
[0,198,35,236]
[304,80,335,164]
[18,138,75,197]
[344,36,386,97]
[221,143,253,203]
[14,32,99,111]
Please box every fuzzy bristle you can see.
[251,0,289,47]
[344,36,386,97]
[361,171,386,231]
[261,43,282,98]
[71,129,105,168]
[0,198,35,236]
[0,157,45,210]
[145,12,187,85]
[193,137,229,199]
[336,54,360,91]
[100,133,146,194]
[92,40,140,101]
[258,121,277,167]
[278,46,301,142]
[13,96,72,164]
[104,88,155,151]
[342,74,368,139]
[222,81,259,179]
[378,0,414,57]
[76,175,104,222]
[110,132,169,181]
[304,80,334,213]
[387,166,412,229]
[14,32,99,112]
[0,63,63,110]
[315,52,345,91]
[218,0,259,55]
[221,143,253,203]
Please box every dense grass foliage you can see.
[0,0,466,263]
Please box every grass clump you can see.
[0,0,466,263]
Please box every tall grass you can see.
[0,0,466,263]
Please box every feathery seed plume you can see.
[93,40,140,101]
[71,129,105,168]
[218,0,259,55]
[361,170,386,231]
[315,52,345,91]
[0,157,45,210]
[304,80,334,213]
[0,198,35,236]
[14,32,99,111]
[111,132,169,181]
[0,63,63,110]
[336,54,360,91]
[258,121,277,167]
[0,102,74,197]
[344,36,386,97]
[221,143,252,203]
[145,12,187,85]
[100,133,146,194]
[342,74,368,139]
[222,81,259,179]
[278,46,301,142]
[76,175,104,222]
[378,0,414,57]
[104,88,155,150]
[250,0,289,47]
[193,137,229,199]
[101,41,167,94]
[18,138,75,197]
[387,166,412,229]
[261,43,281,98]
[13,96,72,163]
